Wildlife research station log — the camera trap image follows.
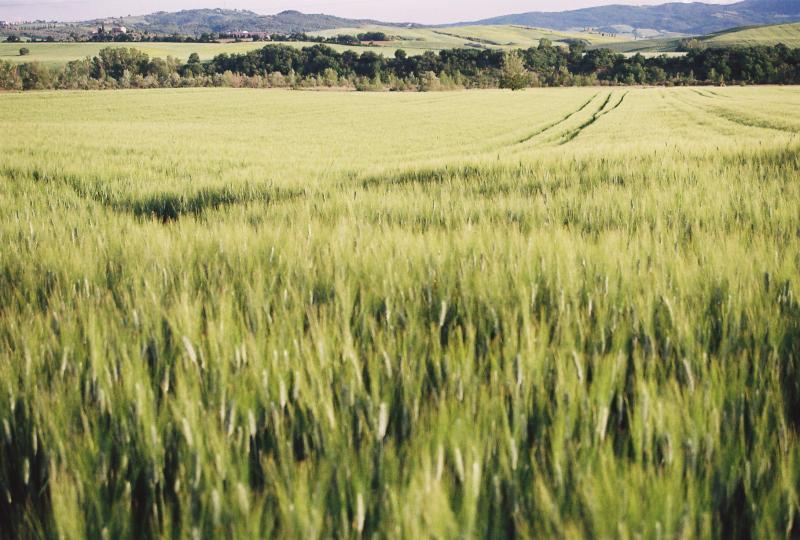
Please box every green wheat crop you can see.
[1,86,799,538]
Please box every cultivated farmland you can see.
[0,40,430,67]
[704,21,800,48]
[1,87,799,538]
[601,21,800,53]
[0,24,625,67]
[314,24,625,50]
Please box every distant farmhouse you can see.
[218,30,271,41]
[0,20,10,29]
[91,22,127,36]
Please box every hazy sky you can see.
[0,0,740,24]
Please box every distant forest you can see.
[2,41,799,91]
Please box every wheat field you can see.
[1,86,799,538]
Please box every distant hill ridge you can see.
[455,0,800,36]
[86,8,421,35]
[38,1,800,40]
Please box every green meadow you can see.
[1,86,799,537]
[602,22,800,53]
[705,22,800,48]
[314,24,624,50]
[0,40,428,67]
[0,24,625,67]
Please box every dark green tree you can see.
[18,62,51,90]
[500,51,530,90]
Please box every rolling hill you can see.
[459,0,800,38]
[91,9,418,35]
[3,2,800,53]
[0,40,433,66]
[313,25,624,52]
[598,20,800,53]
[0,25,627,68]
[115,2,800,39]
[703,20,800,47]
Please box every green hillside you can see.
[594,37,682,53]
[438,25,625,47]
[314,24,625,51]
[601,21,800,53]
[0,25,627,67]
[704,21,800,47]
[4,21,797,67]
[0,41,432,67]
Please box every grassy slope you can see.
[0,26,626,67]
[603,21,800,53]
[594,36,682,53]
[442,24,624,46]
[1,87,799,538]
[4,21,799,62]
[0,40,431,67]
[315,24,625,50]
[704,21,800,47]
[316,26,467,51]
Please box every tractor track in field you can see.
[691,89,717,99]
[513,92,600,146]
[705,89,731,99]
[691,88,731,100]
[667,92,746,137]
[677,92,799,134]
[559,91,628,145]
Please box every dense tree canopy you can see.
[2,41,799,91]
[202,42,800,86]
[357,32,389,42]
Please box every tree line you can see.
[83,31,392,46]
[1,40,799,91]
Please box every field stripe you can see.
[559,91,627,145]
[677,91,799,134]
[514,92,600,145]
[705,106,800,133]
[667,91,761,137]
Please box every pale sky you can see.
[0,0,741,25]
